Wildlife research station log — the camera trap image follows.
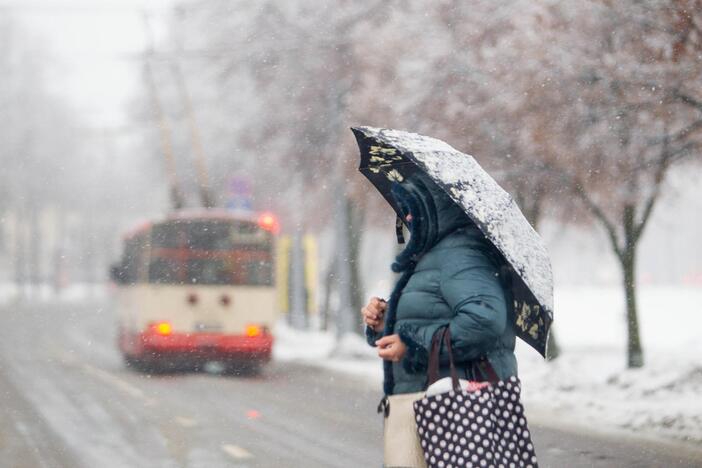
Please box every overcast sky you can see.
[5,0,175,127]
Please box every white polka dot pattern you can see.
[413,376,538,468]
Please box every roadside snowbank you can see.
[273,285,702,447]
[273,321,381,384]
[518,285,702,446]
[518,348,702,445]
[0,282,108,304]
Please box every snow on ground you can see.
[273,320,381,384]
[518,285,702,447]
[0,283,108,304]
[273,285,702,448]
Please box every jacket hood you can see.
[391,172,470,272]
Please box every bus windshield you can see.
[147,219,273,286]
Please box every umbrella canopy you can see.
[352,126,553,357]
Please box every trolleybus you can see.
[110,210,279,373]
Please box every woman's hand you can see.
[361,297,387,332]
[375,334,407,362]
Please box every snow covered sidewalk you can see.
[273,286,702,449]
[273,320,382,385]
[518,348,702,446]
[518,285,702,447]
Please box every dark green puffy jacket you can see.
[368,173,517,395]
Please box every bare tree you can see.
[163,0,701,363]
[542,0,702,367]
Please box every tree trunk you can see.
[622,205,644,368]
[289,228,308,329]
[52,210,66,294]
[287,178,308,329]
[14,211,27,300]
[320,260,335,332]
[621,250,644,367]
[28,206,41,295]
[347,197,365,335]
[334,187,356,339]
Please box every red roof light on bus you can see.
[257,213,279,233]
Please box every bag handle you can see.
[475,356,500,383]
[427,327,460,392]
[427,327,502,389]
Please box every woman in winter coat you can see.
[362,172,517,396]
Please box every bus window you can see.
[244,259,273,286]
[184,222,235,250]
[148,254,273,286]
[147,218,274,286]
[187,258,230,285]
[152,220,271,250]
[121,233,148,284]
[148,257,182,284]
[151,223,182,249]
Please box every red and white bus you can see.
[110,210,279,373]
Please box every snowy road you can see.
[0,299,700,468]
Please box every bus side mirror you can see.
[110,264,126,284]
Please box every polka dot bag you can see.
[413,328,538,468]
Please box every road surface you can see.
[0,298,700,468]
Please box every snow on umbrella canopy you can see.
[351,126,554,357]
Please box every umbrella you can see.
[351,126,553,357]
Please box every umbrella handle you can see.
[395,216,405,244]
